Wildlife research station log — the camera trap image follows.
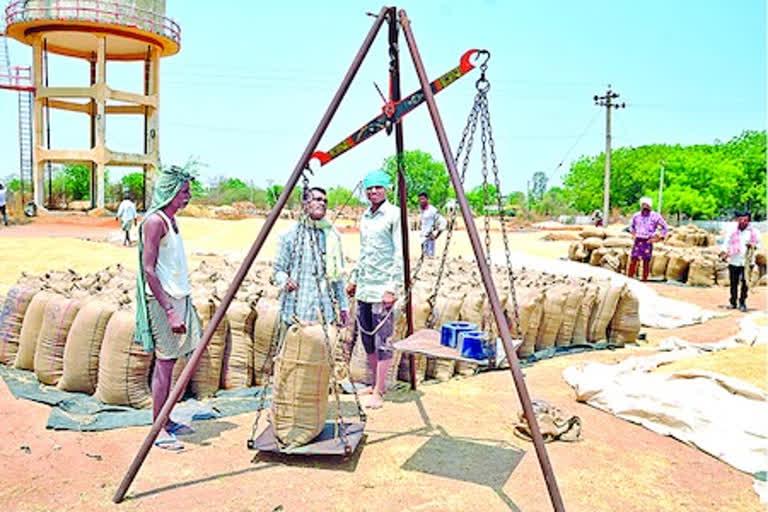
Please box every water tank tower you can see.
[3,0,180,210]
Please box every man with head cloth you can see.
[347,169,403,409]
[720,211,761,312]
[628,196,668,282]
[135,164,202,450]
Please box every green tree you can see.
[383,150,451,208]
[120,172,145,204]
[506,191,526,209]
[266,184,302,208]
[466,184,499,214]
[326,186,364,209]
[63,164,91,200]
[533,186,571,216]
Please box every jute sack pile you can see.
[511,286,545,357]
[188,298,230,398]
[582,237,604,251]
[649,250,670,280]
[95,310,154,408]
[587,283,623,343]
[34,295,82,386]
[398,353,427,385]
[253,297,281,386]
[665,252,692,282]
[571,284,599,344]
[271,323,334,448]
[222,300,256,389]
[555,285,585,347]
[0,287,37,365]
[14,292,55,370]
[58,300,115,393]
[454,360,479,376]
[536,284,569,351]
[580,226,606,239]
[603,237,633,249]
[608,287,640,344]
[426,356,455,381]
[687,258,716,287]
[715,260,730,287]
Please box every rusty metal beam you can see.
[399,9,566,512]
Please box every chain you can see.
[424,94,483,329]
[480,81,521,338]
[480,106,492,267]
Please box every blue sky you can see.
[1,0,765,196]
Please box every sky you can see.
[1,0,765,197]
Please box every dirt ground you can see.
[0,215,765,512]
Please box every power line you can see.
[547,110,601,181]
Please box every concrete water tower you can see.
[3,0,180,210]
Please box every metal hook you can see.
[473,49,491,69]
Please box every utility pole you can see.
[526,179,531,211]
[658,161,665,213]
[594,85,625,224]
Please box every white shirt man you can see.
[418,192,445,258]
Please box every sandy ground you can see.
[0,214,765,512]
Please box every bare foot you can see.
[364,392,384,409]
[358,386,373,395]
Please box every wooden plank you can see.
[393,328,518,364]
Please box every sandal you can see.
[154,433,184,451]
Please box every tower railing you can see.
[4,0,181,45]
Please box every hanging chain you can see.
[479,73,522,338]
[423,94,483,328]
[480,103,492,267]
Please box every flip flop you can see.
[154,433,184,451]
[167,423,195,436]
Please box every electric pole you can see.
[594,86,625,224]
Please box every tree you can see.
[466,184,499,214]
[265,184,302,208]
[532,186,571,216]
[383,150,451,208]
[121,172,145,204]
[63,164,91,200]
[506,191,526,209]
[531,171,548,203]
[326,186,364,209]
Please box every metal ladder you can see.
[1,21,11,84]
[18,90,34,202]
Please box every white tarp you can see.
[563,314,768,500]
[490,249,721,328]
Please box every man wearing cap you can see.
[720,212,761,312]
[346,169,402,409]
[136,164,203,451]
[628,197,668,282]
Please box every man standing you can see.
[418,192,445,258]
[273,186,349,328]
[628,197,668,282]
[720,212,761,312]
[347,169,402,409]
[0,183,7,226]
[115,193,138,246]
[135,165,202,451]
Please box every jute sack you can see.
[665,253,691,282]
[14,292,55,370]
[555,285,584,347]
[512,287,545,358]
[587,284,623,343]
[454,360,478,377]
[715,261,730,287]
[603,237,633,249]
[573,243,589,262]
[582,237,604,251]
[568,242,579,261]
[221,300,256,389]
[0,287,37,365]
[94,311,154,408]
[600,252,621,273]
[460,290,486,327]
[589,248,606,266]
[536,284,569,351]
[426,357,455,382]
[58,300,115,393]
[271,323,333,448]
[687,259,716,287]
[650,251,670,280]
[189,298,229,398]
[571,284,599,344]
[608,287,640,345]
[580,226,606,239]
[398,353,427,385]
[432,293,465,328]
[34,296,82,386]
[253,298,281,385]
[348,333,402,390]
